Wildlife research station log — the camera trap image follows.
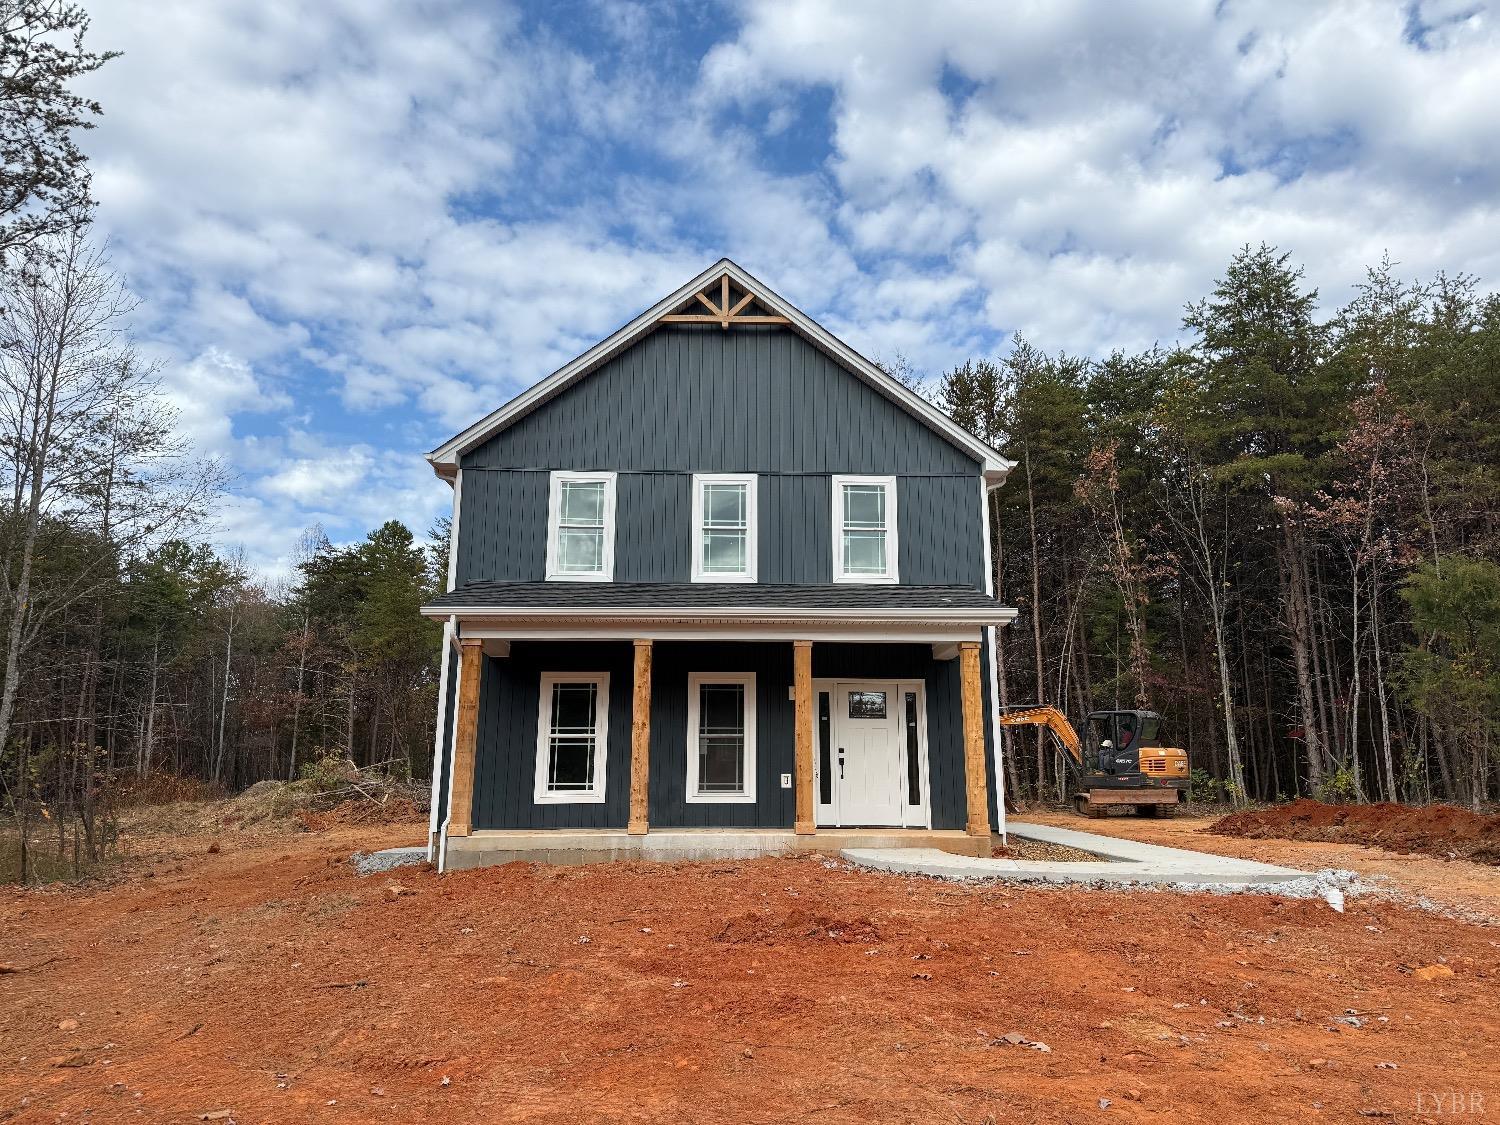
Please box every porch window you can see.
[533,672,609,803]
[831,474,898,583]
[691,473,757,582]
[685,672,756,802]
[546,471,616,581]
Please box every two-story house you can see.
[420,260,1017,872]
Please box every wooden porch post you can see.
[793,640,815,834]
[448,637,483,838]
[628,639,653,835]
[958,640,991,839]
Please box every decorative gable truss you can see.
[658,275,790,330]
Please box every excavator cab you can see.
[1086,710,1159,775]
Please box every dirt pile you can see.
[1212,799,1500,864]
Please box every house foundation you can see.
[443,827,996,870]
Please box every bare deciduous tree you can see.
[0,229,218,876]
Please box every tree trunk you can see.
[344,659,357,760]
[1022,446,1047,800]
[212,607,236,784]
[1370,566,1396,802]
[1347,561,1367,800]
[289,612,309,780]
[1313,553,1346,766]
[141,630,160,778]
[1429,719,1455,803]
[1211,608,1246,803]
[1280,522,1324,791]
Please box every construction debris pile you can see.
[121,759,429,836]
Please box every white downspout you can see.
[434,468,464,871]
[979,477,1006,846]
[427,617,455,861]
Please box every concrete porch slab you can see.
[443,827,991,870]
[842,820,1310,891]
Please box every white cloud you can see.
[708,0,1500,356]
[66,0,1500,574]
[161,348,290,452]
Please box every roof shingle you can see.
[423,581,1005,614]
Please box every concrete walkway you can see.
[843,819,1310,890]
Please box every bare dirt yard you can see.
[2,810,1498,1124]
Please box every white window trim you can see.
[690,473,758,583]
[533,671,610,804]
[831,474,899,584]
[545,470,617,582]
[685,671,757,803]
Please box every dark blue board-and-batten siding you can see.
[453,325,986,589]
[461,640,995,833]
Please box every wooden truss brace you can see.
[658,275,791,329]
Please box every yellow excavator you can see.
[998,707,1189,818]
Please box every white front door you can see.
[815,681,928,828]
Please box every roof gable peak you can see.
[427,258,1013,484]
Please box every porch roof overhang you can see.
[421,582,1018,642]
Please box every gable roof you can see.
[426,258,1014,485]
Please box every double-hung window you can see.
[685,672,756,802]
[546,471,616,581]
[691,473,757,582]
[831,474,898,583]
[533,672,609,803]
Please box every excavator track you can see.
[1073,794,1105,818]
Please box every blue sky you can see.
[79,0,1500,576]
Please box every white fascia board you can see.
[425,259,1015,479]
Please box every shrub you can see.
[1316,766,1360,804]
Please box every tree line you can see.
[0,2,444,879]
[939,246,1499,810]
[2,2,1496,885]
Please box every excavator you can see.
[997,707,1189,818]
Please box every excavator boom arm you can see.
[995,706,1086,770]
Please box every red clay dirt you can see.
[1212,799,1500,864]
[2,819,1498,1124]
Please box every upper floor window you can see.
[832,474,898,584]
[691,473,757,582]
[546,471,616,581]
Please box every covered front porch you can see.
[422,584,1016,871]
